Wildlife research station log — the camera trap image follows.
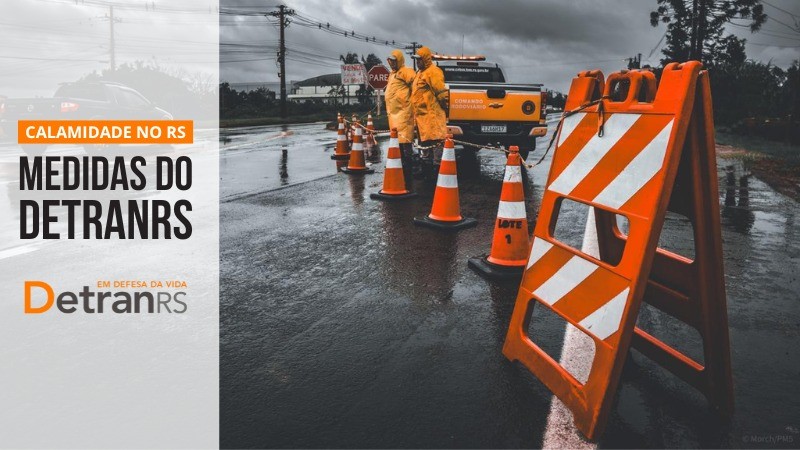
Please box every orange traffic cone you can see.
[331,113,350,160]
[341,122,374,174]
[468,146,530,280]
[365,113,376,146]
[370,128,417,200]
[348,113,357,146]
[413,135,476,231]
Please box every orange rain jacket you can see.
[384,49,416,144]
[411,46,449,142]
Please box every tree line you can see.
[221,0,798,142]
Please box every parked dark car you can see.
[0,81,173,155]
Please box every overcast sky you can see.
[221,0,799,93]
[1,0,218,97]
[0,0,797,98]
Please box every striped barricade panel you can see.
[503,62,732,441]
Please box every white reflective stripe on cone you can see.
[504,165,522,183]
[352,143,363,151]
[389,138,399,147]
[338,135,347,141]
[497,201,526,220]
[338,123,344,129]
[386,158,403,169]
[442,147,456,161]
[436,174,458,188]
[355,128,362,136]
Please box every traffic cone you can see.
[349,113,358,146]
[370,128,417,200]
[468,146,530,280]
[331,113,350,160]
[413,135,476,231]
[341,123,374,174]
[365,113,376,146]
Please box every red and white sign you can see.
[367,65,390,90]
[341,64,366,85]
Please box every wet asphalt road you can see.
[219,122,799,448]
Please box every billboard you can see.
[341,64,366,85]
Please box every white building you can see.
[288,74,360,105]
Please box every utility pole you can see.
[627,53,641,69]
[267,5,294,119]
[404,41,420,70]
[100,5,120,72]
[109,5,115,71]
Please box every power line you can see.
[749,42,800,47]
[767,15,800,34]
[762,1,800,20]
[504,58,627,68]
[0,55,107,62]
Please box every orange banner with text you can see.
[18,120,193,144]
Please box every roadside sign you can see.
[367,65,390,90]
[341,64,366,85]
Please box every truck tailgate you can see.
[448,83,542,122]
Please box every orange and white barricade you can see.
[503,62,733,440]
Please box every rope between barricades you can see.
[526,95,612,169]
[336,95,610,169]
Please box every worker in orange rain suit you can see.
[411,46,449,168]
[384,49,417,176]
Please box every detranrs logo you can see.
[24,281,187,314]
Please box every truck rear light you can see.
[60,101,79,112]
[541,90,548,110]
[446,125,464,135]
[529,127,547,137]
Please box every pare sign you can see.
[367,65,390,90]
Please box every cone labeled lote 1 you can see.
[468,145,530,280]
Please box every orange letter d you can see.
[25,281,54,314]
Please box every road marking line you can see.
[0,242,47,261]
[542,208,600,449]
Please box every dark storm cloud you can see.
[221,0,798,93]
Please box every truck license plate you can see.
[481,125,507,133]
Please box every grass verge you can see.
[717,131,800,201]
